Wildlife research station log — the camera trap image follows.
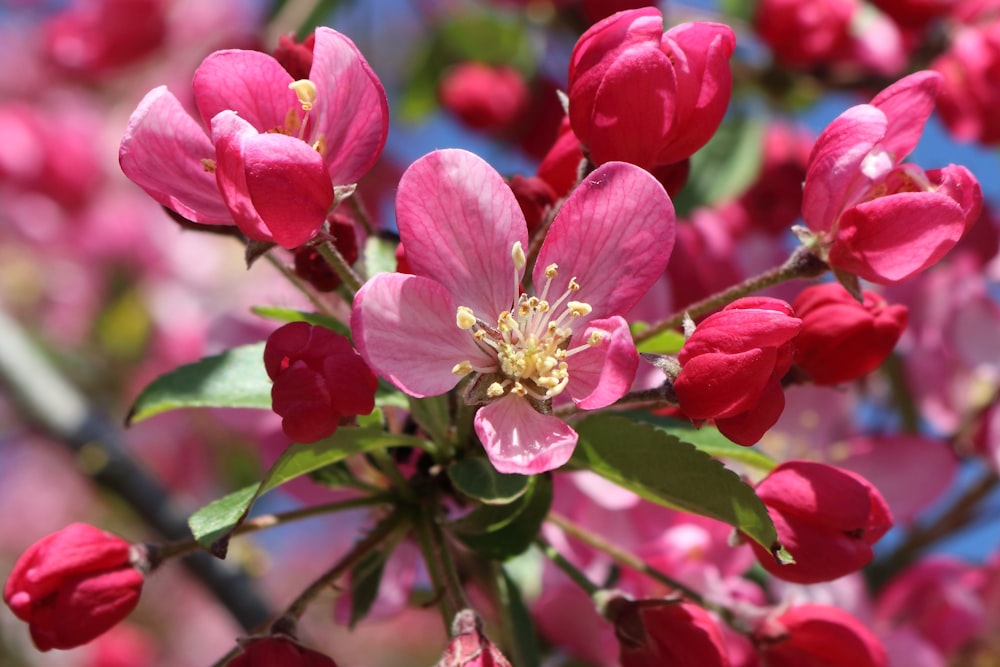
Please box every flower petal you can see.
[566,316,638,409]
[118,86,231,224]
[870,70,942,162]
[534,161,675,327]
[396,149,527,317]
[193,48,296,132]
[714,373,785,446]
[351,272,495,397]
[475,395,578,474]
[309,27,389,185]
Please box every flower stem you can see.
[316,238,364,296]
[634,245,829,344]
[412,502,467,627]
[535,537,600,596]
[264,252,336,317]
[546,511,706,606]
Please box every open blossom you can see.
[568,8,735,170]
[801,70,982,284]
[119,27,388,249]
[351,149,674,474]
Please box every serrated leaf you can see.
[187,426,429,555]
[349,549,388,628]
[623,412,777,471]
[450,475,553,560]
[126,343,271,425]
[448,458,531,505]
[251,306,351,338]
[571,415,778,551]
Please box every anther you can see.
[452,360,473,375]
[289,79,318,111]
[512,242,526,270]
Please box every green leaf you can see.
[571,415,778,551]
[496,567,541,667]
[409,395,452,449]
[623,412,777,472]
[348,549,388,628]
[187,426,429,555]
[449,475,553,561]
[363,234,400,279]
[631,322,685,355]
[251,306,351,338]
[719,0,757,23]
[448,458,531,505]
[126,343,271,425]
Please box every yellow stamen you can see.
[456,306,476,330]
[289,79,318,111]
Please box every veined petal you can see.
[351,272,495,398]
[534,161,675,326]
[566,316,638,410]
[193,49,296,132]
[475,396,578,474]
[211,111,332,248]
[803,104,887,234]
[870,70,942,162]
[396,149,527,317]
[309,27,389,185]
[118,86,231,224]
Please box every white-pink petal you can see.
[565,316,638,410]
[534,161,675,327]
[193,49,297,132]
[118,86,231,225]
[475,395,579,474]
[395,149,528,318]
[351,272,495,398]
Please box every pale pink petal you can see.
[396,149,527,317]
[475,395,578,474]
[803,104,886,234]
[829,191,967,284]
[211,110,332,248]
[566,316,637,409]
[534,161,674,326]
[309,27,388,184]
[351,272,495,398]
[118,86,231,224]
[870,71,942,162]
[193,49,296,132]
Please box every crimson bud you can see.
[607,597,731,667]
[754,603,887,667]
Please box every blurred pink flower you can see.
[438,62,530,132]
[352,148,674,474]
[933,19,1000,145]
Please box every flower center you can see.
[452,242,603,403]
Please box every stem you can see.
[151,495,392,563]
[535,537,599,595]
[413,503,467,626]
[316,239,363,296]
[369,448,416,502]
[264,252,336,317]
[634,245,829,344]
[547,511,706,606]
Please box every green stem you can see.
[316,239,363,296]
[369,448,416,502]
[536,537,599,595]
[264,253,335,317]
[413,504,467,627]
[634,245,829,344]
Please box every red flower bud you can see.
[438,62,530,132]
[264,322,378,443]
[754,604,887,667]
[3,523,144,651]
[230,635,338,667]
[792,283,908,385]
[507,174,558,234]
[750,461,892,584]
[436,609,512,667]
[274,32,317,80]
[673,297,801,445]
[608,598,731,667]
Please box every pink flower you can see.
[754,604,888,667]
[608,597,732,667]
[754,0,856,69]
[230,634,339,667]
[119,27,388,249]
[672,297,802,446]
[568,8,735,169]
[4,524,144,651]
[351,149,675,474]
[436,609,512,667]
[438,62,530,132]
[933,20,1000,145]
[801,70,982,284]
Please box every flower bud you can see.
[792,283,908,385]
[606,597,731,667]
[230,634,338,667]
[438,62,530,132]
[3,523,144,651]
[750,461,892,584]
[673,297,801,445]
[436,609,512,667]
[264,322,378,443]
[754,604,887,667]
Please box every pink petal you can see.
[803,104,887,234]
[674,348,776,419]
[212,110,332,248]
[118,86,231,224]
[870,71,942,162]
[475,395,578,474]
[829,191,968,284]
[309,27,389,185]
[193,49,297,132]
[351,272,495,397]
[395,149,527,318]
[566,316,638,409]
[534,161,675,327]
[714,374,785,446]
